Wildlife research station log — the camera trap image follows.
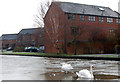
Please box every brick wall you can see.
[44,2,66,53]
[2,39,17,49]
[44,2,119,54]
[17,28,45,47]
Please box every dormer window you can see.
[98,8,105,11]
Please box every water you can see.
[1,55,120,80]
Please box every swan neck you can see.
[90,67,93,74]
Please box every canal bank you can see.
[1,55,120,80]
[1,52,120,61]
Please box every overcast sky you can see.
[0,0,119,36]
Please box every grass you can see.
[77,54,119,58]
[1,51,120,58]
[1,51,45,55]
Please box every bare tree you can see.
[70,27,81,55]
[68,19,86,55]
[34,0,63,54]
[114,29,120,44]
[34,28,45,47]
[44,3,65,54]
[88,27,106,42]
[34,0,51,27]
[88,27,107,53]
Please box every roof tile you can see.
[55,2,118,18]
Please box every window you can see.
[39,34,42,37]
[99,17,104,23]
[70,27,77,34]
[18,40,21,43]
[10,40,12,42]
[109,29,114,34]
[107,18,113,23]
[80,15,84,21]
[68,14,75,20]
[88,16,95,22]
[116,18,120,24]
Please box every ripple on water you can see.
[2,55,119,80]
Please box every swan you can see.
[76,65,94,79]
[61,63,73,73]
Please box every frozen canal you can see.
[1,55,120,80]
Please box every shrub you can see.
[13,47,25,52]
[115,45,120,53]
[115,45,120,49]
[67,42,72,47]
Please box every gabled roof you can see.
[1,34,18,40]
[114,11,120,17]
[55,2,118,18]
[19,28,40,35]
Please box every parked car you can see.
[7,47,14,51]
[24,47,39,52]
[24,47,28,51]
[39,46,45,53]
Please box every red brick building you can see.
[1,34,17,49]
[44,1,120,54]
[17,28,44,47]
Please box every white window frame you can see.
[80,15,84,21]
[116,18,120,24]
[88,16,95,22]
[107,18,113,23]
[99,17,104,23]
[109,29,114,34]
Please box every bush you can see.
[115,45,120,54]
[13,47,25,52]
[115,45,120,49]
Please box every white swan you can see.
[76,65,94,79]
[61,63,73,73]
